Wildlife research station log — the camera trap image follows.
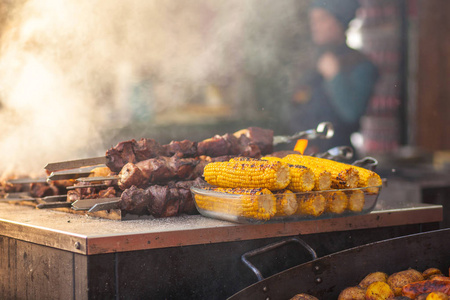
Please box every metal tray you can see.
[191,184,381,224]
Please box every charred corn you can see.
[351,166,382,194]
[196,187,276,220]
[286,165,315,192]
[346,189,365,212]
[325,191,348,214]
[297,193,326,217]
[203,159,290,191]
[274,190,298,216]
[263,156,322,191]
[283,154,359,189]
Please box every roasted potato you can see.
[365,281,395,300]
[426,292,450,300]
[423,268,444,280]
[387,269,424,296]
[338,286,366,300]
[289,294,319,300]
[359,271,389,289]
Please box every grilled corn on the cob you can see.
[263,156,327,191]
[351,165,382,194]
[346,189,365,212]
[196,187,276,220]
[283,154,360,189]
[325,191,348,214]
[203,159,290,191]
[297,193,326,217]
[274,190,298,216]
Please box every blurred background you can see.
[0,0,448,179]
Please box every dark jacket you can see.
[290,44,378,151]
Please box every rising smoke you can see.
[0,0,310,177]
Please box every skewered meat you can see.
[118,155,233,190]
[106,139,137,172]
[105,127,273,172]
[233,126,274,155]
[118,156,199,189]
[30,182,59,198]
[163,140,197,157]
[134,138,167,161]
[67,183,120,202]
[119,178,202,217]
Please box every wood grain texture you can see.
[417,0,450,150]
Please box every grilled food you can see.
[425,292,450,300]
[297,193,326,217]
[274,190,298,216]
[324,191,348,214]
[402,277,450,299]
[278,155,332,191]
[339,267,450,300]
[424,268,445,280]
[359,272,389,289]
[338,286,366,300]
[347,189,365,212]
[195,187,276,220]
[262,157,315,192]
[282,154,359,189]
[365,281,395,299]
[203,159,290,191]
[106,127,273,172]
[119,178,202,217]
[351,165,383,193]
[388,269,425,296]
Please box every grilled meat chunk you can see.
[105,127,273,172]
[163,140,197,157]
[118,156,200,189]
[30,182,59,198]
[119,179,202,217]
[106,139,137,172]
[133,138,167,161]
[67,183,120,202]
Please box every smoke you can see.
[0,0,310,177]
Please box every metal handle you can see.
[241,237,317,281]
[352,156,378,170]
[273,122,334,145]
[315,146,354,161]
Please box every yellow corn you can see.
[279,155,332,191]
[351,165,382,194]
[203,159,290,191]
[286,165,315,192]
[346,189,365,212]
[283,154,359,189]
[196,187,276,220]
[274,190,298,216]
[297,193,326,217]
[263,156,317,192]
[325,191,348,214]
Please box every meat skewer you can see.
[119,178,203,217]
[117,155,233,190]
[105,127,273,172]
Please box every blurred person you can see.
[290,0,378,154]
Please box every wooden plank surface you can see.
[0,237,76,299]
[417,0,450,150]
